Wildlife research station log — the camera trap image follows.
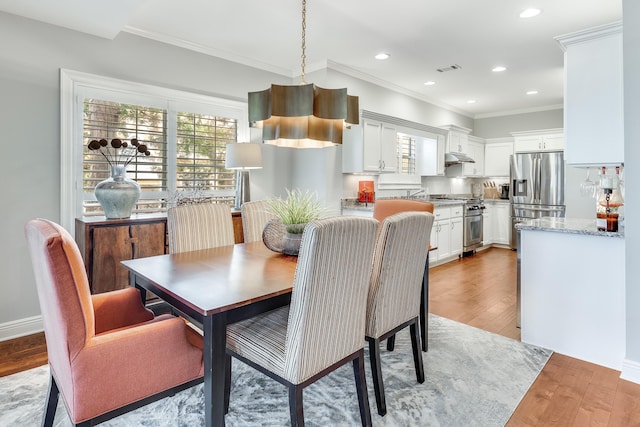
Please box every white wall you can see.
[473,109,564,138]
[0,11,290,336]
[623,0,640,376]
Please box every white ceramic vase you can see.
[94,165,141,219]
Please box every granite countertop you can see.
[516,217,625,239]
[341,198,465,211]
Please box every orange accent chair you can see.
[372,199,434,352]
[372,199,435,224]
[24,219,204,427]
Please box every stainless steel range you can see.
[462,198,485,253]
[429,194,485,255]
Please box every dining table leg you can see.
[203,313,228,427]
[420,252,430,352]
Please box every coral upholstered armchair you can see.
[24,219,204,427]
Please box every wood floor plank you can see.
[608,380,640,427]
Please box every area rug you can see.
[0,314,551,427]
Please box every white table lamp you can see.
[225,143,263,209]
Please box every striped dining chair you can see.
[225,216,379,426]
[167,203,235,253]
[365,211,434,416]
[373,198,434,352]
[240,200,277,243]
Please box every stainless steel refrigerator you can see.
[509,151,565,249]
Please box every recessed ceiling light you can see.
[492,66,507,72]
[375,53,390,60]
[527,90,539,95]
[424,81,436,86]
[467,99,477,104]
[520,8,541,18]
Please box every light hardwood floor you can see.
[430,247,640,427]
[2,247,640,426]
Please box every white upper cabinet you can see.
[484,140,514,177]
[512,129,564,153]
[342,120,397,173]
[363,119,397,173]
[441,124,472,154]
[463,136,485,177]
[555,22,623,166]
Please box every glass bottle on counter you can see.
[596,166,623,232]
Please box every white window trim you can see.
[60,69,249,233]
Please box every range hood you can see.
[445,152,476,165]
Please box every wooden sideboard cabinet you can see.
[76,215,168,294]
[76,211,245,295]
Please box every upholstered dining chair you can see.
[24,219,204,427]
[225,216,379,426]
[372,198,435,224]
[167,202,235,253]
[241,199,278,243]
[365,211,434,416]
[372,198,434,352]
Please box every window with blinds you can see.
[397,134,416,175]
[82,99,237,216]
[176,112,236,192]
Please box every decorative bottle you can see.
[596,166,622,232]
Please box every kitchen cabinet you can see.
[483,205,494,245]
[442,124,471,154]
[463,137,485,177]
[342,120,397,173]
[556,22,623,166]
[493,203,510,245]
[341,208,375,217]
[482,201,510,247]
[430,204,463,265]
[511,129,564,153]
[484,140,514,177]
[512,129,564,153]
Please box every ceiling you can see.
[0,0,621,118]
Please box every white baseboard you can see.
[621,359,640,384]
[0,315,43,342]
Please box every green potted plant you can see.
[268,188,324,255]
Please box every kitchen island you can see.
[517,217,625,370]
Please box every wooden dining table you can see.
[121,241,432,426]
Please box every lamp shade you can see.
[225,143,263,169]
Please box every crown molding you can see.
[123,25,294,77]
[474,104,563,119]
[325,60,473,118]
[555,21,622,52]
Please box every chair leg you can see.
[386,335,396,351]
[288,384,304,427]
[42,375,59,427]
[224,354,232,414]
[409,320,425,384]
[367,338,387,416]
[352,350,373,427]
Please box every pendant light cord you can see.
[300,0,307,84]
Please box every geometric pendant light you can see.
[248,0,359,148]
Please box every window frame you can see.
[60,69,249,232]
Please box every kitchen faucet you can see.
[405,188,425,199]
